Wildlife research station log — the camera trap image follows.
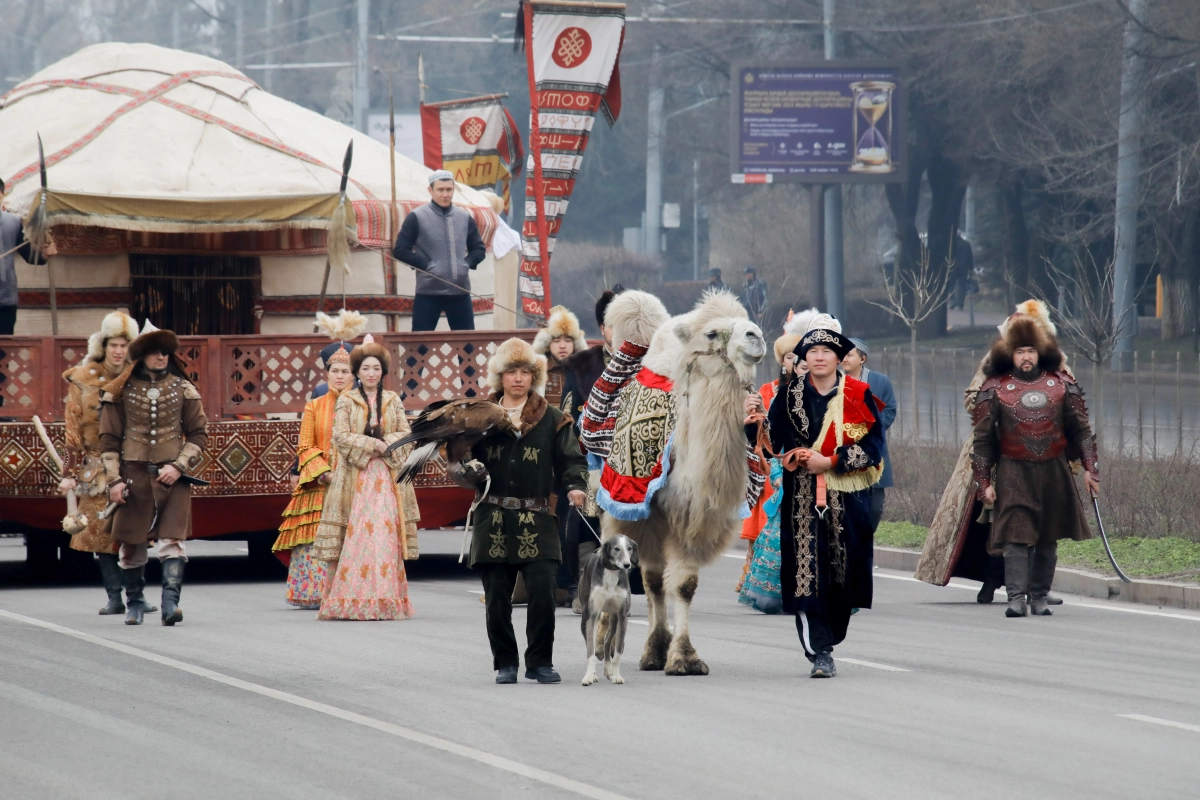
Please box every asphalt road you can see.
[2,533,1198,800]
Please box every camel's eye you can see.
[706,330,719,340]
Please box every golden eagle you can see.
[386,398,515,486]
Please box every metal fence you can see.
[875,348,1200,458]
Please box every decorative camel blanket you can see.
[597,367,678,521]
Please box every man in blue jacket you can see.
[846,338,896,533]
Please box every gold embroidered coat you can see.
[62,360,123,553]
[312,390,420,562]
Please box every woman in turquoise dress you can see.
[738,458,784,614]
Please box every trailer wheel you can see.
[24,533,58,578]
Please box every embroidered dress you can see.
[318,392,414,621]
[275,389,340,607]
[738,459,784,614]
[285,542,328,609]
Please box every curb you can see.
[873,546,1200,611]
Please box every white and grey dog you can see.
[579,534,638,685]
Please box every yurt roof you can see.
[0,42,491,233]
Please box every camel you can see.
[599,290,766,675]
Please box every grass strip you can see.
[874,521,1200,583]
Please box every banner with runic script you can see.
[519,0,625,318]
[421,94,524,213]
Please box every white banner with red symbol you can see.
[520,0,624,317]
[421,94,524,212]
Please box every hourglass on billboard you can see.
[850,80,895,174]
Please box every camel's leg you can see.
[639,569,671,671]
[664,570,709,676]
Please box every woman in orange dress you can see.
[312,335,421,620]
[273,341,355,608]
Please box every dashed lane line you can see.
[1119,714,1200,734]
[0,609,633,800]
[838,658,910,673]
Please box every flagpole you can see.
[522,0,551,319]
[388,70,398,331]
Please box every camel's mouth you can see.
[739,335,766,364]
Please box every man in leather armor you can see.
[971,316,1099,617]
[99,324,208,626]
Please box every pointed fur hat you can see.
[532,305,587,356]
[774,307,819,364]
[486,337,548,396]
[85,311,139,363]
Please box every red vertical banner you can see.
[520,1,625,319]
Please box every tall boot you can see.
[160,558,185,626]
[1029,542,1058,616]
[122,565,146,625]
[976,555,1005,604]
[1002,544,1030,618]
[97,553,125,615]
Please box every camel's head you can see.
[671,290,765,384]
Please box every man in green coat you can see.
[471,337,588,684]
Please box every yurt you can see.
[0,42,517,335]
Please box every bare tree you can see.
[866,243,954,437]
[1035,248,1141,431]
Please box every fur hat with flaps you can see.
[86,311,139,363]
[128,320,179,362]
[486,337,548,396]
[350,333,391,375]
[985,311,1064,377]
[532,305,588,357]
[774,307,819,364]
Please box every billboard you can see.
[731,62,904,183]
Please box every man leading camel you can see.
[765,314,884,678]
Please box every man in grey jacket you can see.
[393,170,487,331]
[0,178,52,335]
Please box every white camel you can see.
[600,291,765,675]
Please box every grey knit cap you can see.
[428,169,454,185]
[849,337,869,356]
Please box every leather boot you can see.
[160,558,185,626]
[1003,544,1029,618]
[976,555,1005,604]
[122,565,146,625]
[1029,542,1057,616]
[97,553,125,615]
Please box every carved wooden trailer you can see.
[0,330,560,566]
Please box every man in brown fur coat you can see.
[971,316,1099,617]
[100,324,207,626]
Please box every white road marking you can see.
[0,609,632,800]
[1119,714,1200,734]
[466,589,484,595]
[875,572,1200,622]
[630,620,648,626]
[722,553,746,560]
[838,657,910,673]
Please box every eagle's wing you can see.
[394,398,514,484]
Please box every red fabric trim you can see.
[636,367,674,392]
[19,288,132,308]
[600,458,663,506]
[420,104,442,170]
[258,295,494,315]
[501,105,525,178]
[600,28,625,125]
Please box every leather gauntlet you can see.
[102,452,122,486]
[970,453,993,496]
[173,442,203,475]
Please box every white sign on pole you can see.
[367,112,425,164]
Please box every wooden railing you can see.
[0,331,540,421]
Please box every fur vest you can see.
[62,360,122,495]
